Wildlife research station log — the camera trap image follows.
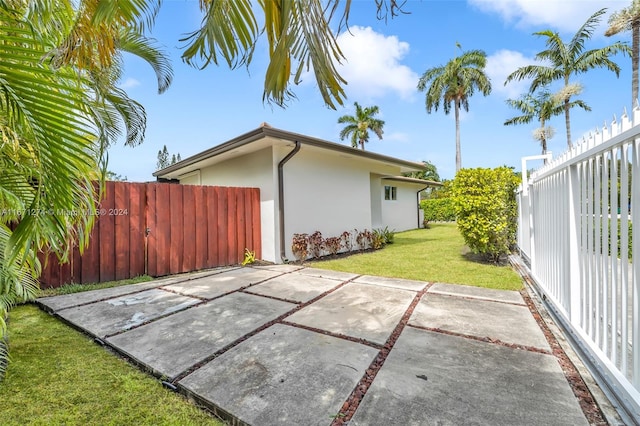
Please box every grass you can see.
[37,275,154,298]
[310,223,523,291]
[0,305,223,425]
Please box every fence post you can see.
[529,181,539,275]
[568,164,581,323]
[633,137,640,389]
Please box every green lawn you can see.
[310,223,523,291]
[0,305,223,426]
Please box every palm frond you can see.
[568,8,607,59]
[181,0,258,69]
[118,28,173,94]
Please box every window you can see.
[384,186,397,201]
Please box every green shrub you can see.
[451,167,519,263]
[420,198,456,222]
[373,226,395,246]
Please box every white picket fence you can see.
[517,107,640,423]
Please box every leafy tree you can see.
[337,102,385,150]
[404,160,440,181]
[106,171,128,182]
[430,179,453,200]
[606,0,640,106]
[504,87,588,155]
[505,9,629,148]
[157,146,169,170]
[157,145,181,169]
[0,0,171,379]
[417,45,492,172]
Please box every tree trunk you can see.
[564,97,572,148]
[455,101,461,172]
[0,314,8,383]
[540,118,548,163]
[633,20,639,107]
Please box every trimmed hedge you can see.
[451,167,519,263]
[420,198,456,222]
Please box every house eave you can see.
[153,126,425,179]
[381,176,443,187]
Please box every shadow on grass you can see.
[460,246,510,267]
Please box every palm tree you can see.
[505,8,629,148]
[417,46,492,172]
[338,102,385,150]
[0,0,172,379]
[504,87,589,155]
[404,161,441,181]
[181,1,404,109]
[605,0,640,107]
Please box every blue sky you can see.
[109,0,634,182]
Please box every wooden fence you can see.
[39,181,261,288]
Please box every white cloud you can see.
[120,77,141,90]
[468,0,616,33]
[335,26,419,100]
[486,49,535,99]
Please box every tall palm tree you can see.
[417,46,492,172]
[606,0,640,107]
[0,0,172,379]
[504,87,589,155]
[505,8,629,148]
[338,102,385,150]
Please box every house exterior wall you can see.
[173,141,423,264]
[369,174,383,229]
[280,145,373,261]
[380,183,421,232]
[179,147,278,263]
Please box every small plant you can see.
[371,226,395,249]
[355,229,373,250]
[340,231,352,252]
[371,230,385,249]
[292,233,309,261]
[324,237,342,255]
[308,231,324,258]
[241,248,256,266]
[378,226,395,244]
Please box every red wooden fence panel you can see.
[39,181,261,288]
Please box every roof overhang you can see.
[381,176,443,187]
[153,126,426,180]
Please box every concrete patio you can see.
[38,265,591,425]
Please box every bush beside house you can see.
[451,167,519,263]
[420,198,456,222]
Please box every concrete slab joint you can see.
[35,265,599,425]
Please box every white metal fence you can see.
[517,107,640,423]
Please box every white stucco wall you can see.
[180,147,278,263]
[279,145,373,261]
[369,174,383,229]
[380,183,421,232]
[173,141,421,264]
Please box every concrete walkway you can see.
[38,265,589,425]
